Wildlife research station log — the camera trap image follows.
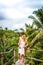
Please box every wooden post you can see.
[13,49,16,62]
[30,50,32,65]
[1,52,4,65]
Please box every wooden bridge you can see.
[0,47,43,65]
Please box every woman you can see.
[18,32,28,63]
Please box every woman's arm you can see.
[18,39,20,46]
[18,37,21,47]
[25,38,28,47]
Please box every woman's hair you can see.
[20,32,27,43]
[20,32,25,36]
[20,32,26,41]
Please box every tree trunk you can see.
[0,52,4,65]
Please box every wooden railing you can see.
[0,47,43,65]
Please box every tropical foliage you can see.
[0,7,43,65]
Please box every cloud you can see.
[0,18,32,30]
[0,0,43,19]
[0,13,6,20]
[5,8,26,19]
[24,0,43,8]
[0,0,23,7]
[12,23,25,29]
[0,0,26,19]
[0,0,43,29]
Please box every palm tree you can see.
[29,7,43,29]
[29,15,42,29]
[25,8,43,65]
[27,7,43,48]
[33,7,43,24]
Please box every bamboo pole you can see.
[27,48,43,52]
[0,52,4,65]
[13,49,16,62]
[0,48,14,54]
[26,56,43,63]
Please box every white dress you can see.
[18,37,25,55]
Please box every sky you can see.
[0,0,43,30]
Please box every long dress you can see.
[18,37,25,56]
[15,37,26,65]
